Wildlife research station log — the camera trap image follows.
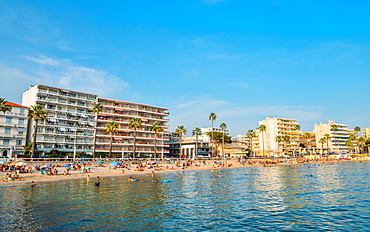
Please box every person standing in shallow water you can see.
[95,176,101,186]
[31,181,36,187]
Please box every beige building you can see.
[95,98,170,157]
[314,120,349,154]
[362,127,370,139]
[0,102,29,157]
[252,117,300,157]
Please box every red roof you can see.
[4,102,29,108]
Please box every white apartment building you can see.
[314,120,349,154]
[254,117,300,157]
[22,85,98,156]
[362,127,370,139]
[199,127,230,142]
[0,102,28,157]
[95,98,170,157]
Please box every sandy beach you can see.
[0,158,358,187]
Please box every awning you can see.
[80,114,88,118]
[16,128,27,132]
[58,127,68,132]
[69,113,79,117]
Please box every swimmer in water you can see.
[31,181,36,187]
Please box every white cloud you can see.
[0,55,129,101]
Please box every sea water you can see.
[1,161,370,231]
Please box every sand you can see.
[0,158,353,187]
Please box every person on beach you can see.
[151,171,155,178]
[31,181,36,187]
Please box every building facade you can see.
[0,102,29,157]
[95,98,170,157]
[314,120,349,154]
[199,127,230,142]
[22,85,98,156]
[254,117,300,157]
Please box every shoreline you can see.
[0,159,362,187]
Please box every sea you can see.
[1,161,369,231]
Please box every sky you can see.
[0,0,369,136]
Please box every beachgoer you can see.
[31,181,35,187]
[151,171,155,178]
[152,179,158,183]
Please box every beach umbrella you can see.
[110,161,120,166]
[97,160,104,164]
[41,164,52,168]
[265,159,273,162]
[64,164,72,168]
[15,162,27,166]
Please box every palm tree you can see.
[331,124,338,131]
[28,104,48,158]
[259,124,267,157]
[149,121,163,159]
[275,135,283,156]
[304,132,311,154]
[220,123,227,159]
[354,126,361,135]
[129,117,143,159]
[245,129,256,158]
[92,102,103,157]
[323,134,331,155]
[105,121,119,158]
[345,139,354,153]
[175,125,187,159]
[208,112,217,157]
[295,124,301,131]
[358,136,365,154]
[192,127,202,159]
[0,98,12,114]
[348,134,358,153]
[283,135,291,156]
[319,137,326,158]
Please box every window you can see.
[18,131,24,136]
[3,139,9,146]
[20,109,25,115]
[4,128,11,135]
[6,117,12,123]
[18,118,24,125]
[16,140,22,146]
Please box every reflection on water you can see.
[1,162,370,231]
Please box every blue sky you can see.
[0,0,369,136]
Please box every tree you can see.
[220,123,227,159]
[295,124,301,131]
[275,135,283,156]
[331,124,338,131]
[259,124,267,157]
[175,125,187,159]
[358,136,365,154]
[0,98,12,114]
[354,126,361,135]
[345,139,354,153]
[22,141,32,155]
[206,131,232,155]
[28,104,48,158]
[283,135,291,156]
[92,102,103,157]
[129,118,143,159]
[319,137,326,157]
[149,121,163,159]
[304,132,311,154]
[192,127,202,159]
[208,112,217,156]
[105,121,119,158]
[348,134,358,153]
[323,134,331,155]
[245,129,257,158]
